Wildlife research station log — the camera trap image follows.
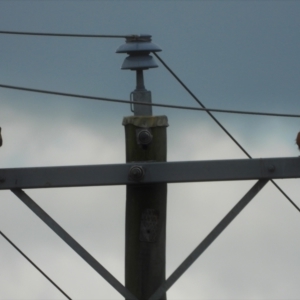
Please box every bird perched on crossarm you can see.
[296,132,300,150]
[0,127,2,147]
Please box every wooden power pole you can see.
[117,35,168,299]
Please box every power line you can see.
[0,30,128,38]
[153,52,300,213]
[1,83,299,119]
[0,231,72,300]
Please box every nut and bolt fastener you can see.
[137,129,153,145]
[268,165,276,172]
[129,166,145,181]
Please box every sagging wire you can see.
[1,84,300,119]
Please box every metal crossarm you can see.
[0,157,299,190]
[10,189,138,300]
[149,179,269,300]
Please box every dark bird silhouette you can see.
[0,127,2,147]
[296,132,300,150]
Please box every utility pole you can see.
[4,33,300,300]
[117,35,168,300]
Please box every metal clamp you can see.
[130,92,134,113]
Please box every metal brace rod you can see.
[148,179,269,300]
[10,188,138,300]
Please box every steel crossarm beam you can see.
[0,157,299,189]
[148,179,269,300]
[11,189,138,300]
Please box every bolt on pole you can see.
[117,35,168,300]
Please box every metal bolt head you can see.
[137,129,153,145]
[129,166,145,181]
[268,165,276,172]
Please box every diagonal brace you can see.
[11,188,138,300]
[149,179,269,300]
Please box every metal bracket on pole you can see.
[149,179,269,300]
[116,34,162,116]
[10,188,138,300]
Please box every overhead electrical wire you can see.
[0,31,299,116]
[0,83,299,119]
[0,231,72,300]
[0,30,127,38]
[153,52,300,213]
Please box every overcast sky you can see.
[0,1,300,299]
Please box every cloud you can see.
[1,1,300,297]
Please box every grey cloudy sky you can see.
[0,1,300,299]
